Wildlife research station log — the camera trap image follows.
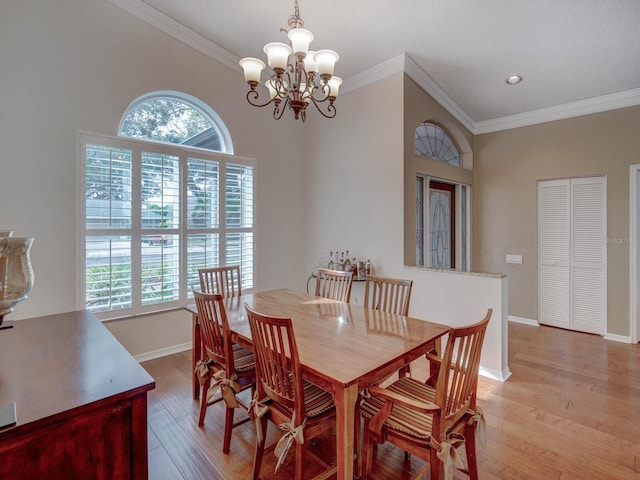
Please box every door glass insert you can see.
[429,181,455,268]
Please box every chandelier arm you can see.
[309,83,331,103]
[280,69,293,97]
[273,99,288,120]
[246,90,276,108]
[308,95,336,119]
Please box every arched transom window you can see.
[414,122,460,167]
[119,91,233,154]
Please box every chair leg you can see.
[430,446,441,480]
[354,401,362,479]
[252,415,269,480]
[465,424,479,480]
[223,406,235,454]
[362,420,374,480]
[295,439,307,480]
[198,376,211,426]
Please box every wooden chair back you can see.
[315,267,353,303]
[198,265,242,298]
[193,290,234,372]
[363,275,413,316]
[245,305,305,416]
[435,309,491,429]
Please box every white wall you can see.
[403,268,509,380]
[0,0,309,355]
[304,74,406,269]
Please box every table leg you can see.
[334,383,358,480]
[192,313,201,400]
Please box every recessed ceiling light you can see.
[506,75,523,85]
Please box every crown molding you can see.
[105,0,240,73]
[339,55,405,96]
[106,0,640,135]
[474,87,640,135]
[402,54,476,133]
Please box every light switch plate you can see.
[506,254,523,264]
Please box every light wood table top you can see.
[187,288,450,479]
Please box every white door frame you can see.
[629,165,640,344]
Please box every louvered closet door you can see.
[538,176,606,334]
[538,179,571,329]
[571,177,606,334]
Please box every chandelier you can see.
[239,0,342,122]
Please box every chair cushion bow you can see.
[431,432,466,480]
[206,370,241,408]
[194,358,214,385]
[247,394,270,444]
[274,413,308,472]
[467,406,487,448]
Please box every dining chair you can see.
[193,290,256,454]
[315,267,353,303]
[198,265,242,298]
[244,305,337,480]
[360,309,492,480]
[363,275,413,316]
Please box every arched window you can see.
[79,92,254,319]
[119,91,234,154]
[414,122,460,167]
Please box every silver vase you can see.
[0,237,35,329]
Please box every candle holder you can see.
[0,237,35,330]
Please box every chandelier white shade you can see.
[239,0,341,122]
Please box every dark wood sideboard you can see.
[0,310,155,479]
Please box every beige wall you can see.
[474,106,640,336]
[0,0,309,354]
[403,77,474,266]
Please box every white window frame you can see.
[76,131,256,320]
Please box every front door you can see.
[429,180,455,268]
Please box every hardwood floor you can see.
[142,322,640,479]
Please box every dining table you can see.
[186,288,450,480]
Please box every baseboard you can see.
[603,333,633,344]
[479,365,511,382]
[134,341,192,363]
[508,315,539,326]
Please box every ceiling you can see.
[113,0,640,133]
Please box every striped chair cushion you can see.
[360,377,438,441]
[231,343,255,372]
[301,379,335,417]
[273,377,335,418]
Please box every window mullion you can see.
[180,152,189,300]
[131,145,143,310]
[220,162,227,267]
